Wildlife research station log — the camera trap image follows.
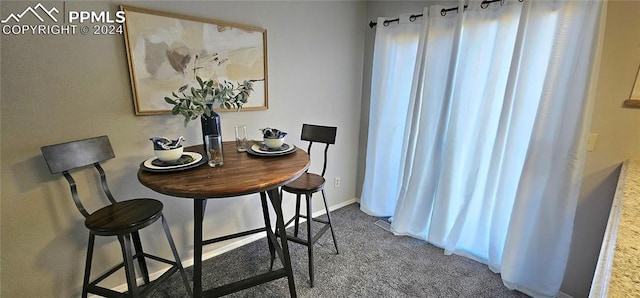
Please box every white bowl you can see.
[264,137,285,149]
[154,146,184,162]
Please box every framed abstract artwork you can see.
[121,5,268,115]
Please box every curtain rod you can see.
[368,0,522,28]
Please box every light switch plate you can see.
[587,133,599,152]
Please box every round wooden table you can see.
[138,142,309,298]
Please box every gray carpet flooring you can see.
[151,203,529,297]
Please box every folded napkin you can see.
[259,128,287,139]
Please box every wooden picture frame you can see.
[624,63,640,108]
[121,5,268,115]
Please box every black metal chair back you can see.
[300,124,337,177]
[42,135,117,218]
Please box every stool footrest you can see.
[283,214,330,229]
[87,265,180,297]
[281,223,331,246]
[203,268,287,297]
[86,253,181,297]
[204,227,267,245]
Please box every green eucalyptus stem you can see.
[164,76,254,126]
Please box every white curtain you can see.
[361,0,605,297]
[360,13,421,216]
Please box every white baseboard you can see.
[105,198,357,295]
[314,197,357,217]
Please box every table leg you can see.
[267,188,297,297]
[193,199,207,298]
[260,192,276,270]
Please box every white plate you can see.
[251,143,296,154]
[141,152,204,172]
[247,143,297,157]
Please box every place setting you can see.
[140,126,297,173]
[245,127,297,157]
[140,136,206,172]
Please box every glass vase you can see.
[201,104,221,151]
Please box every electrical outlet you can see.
[334,177,341,188]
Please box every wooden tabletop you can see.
[138,142,310,199]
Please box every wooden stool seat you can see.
[86,199,163,235]
[282,173,325,193]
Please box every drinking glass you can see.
[205,135,224,167]
[234,125,249,152]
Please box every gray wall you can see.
[0,1,365,296]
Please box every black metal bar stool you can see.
[41,136,192,298]
[277,124,339,287]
